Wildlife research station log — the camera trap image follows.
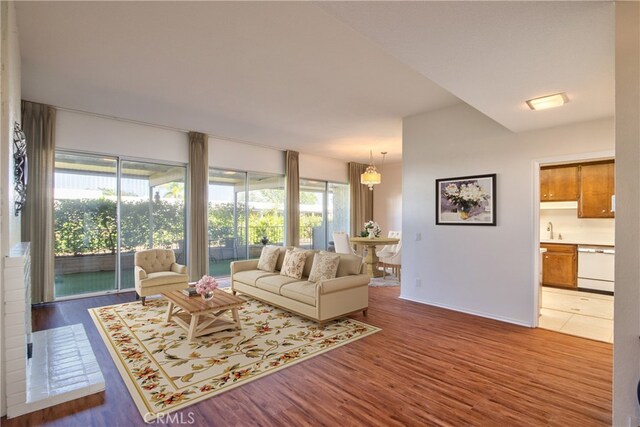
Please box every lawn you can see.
[54,260,238,298]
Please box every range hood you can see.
[540,201,579,210]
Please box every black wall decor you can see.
[13,121,27,216]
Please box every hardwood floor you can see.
[2,287,612,426]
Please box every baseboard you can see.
[399,294,533,328]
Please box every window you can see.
[53,151,187,299]
[208,169,285,276]
[54,152,118,297]
[120,160,187,289]
[328,181,350,243]
[248,173,285,253]
[299,180,349,250]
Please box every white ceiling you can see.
[318,1,615,134]
[16,1,614,163]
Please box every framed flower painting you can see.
[436,174,496,226]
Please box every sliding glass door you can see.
[120,161,186,289]
[54,151,187,299]
[328,182,350,243]
[54,152,118,298]
[208,169,247,277]
[299,180,349,251]
[248,173,285,257]
[299,179,326,249]
[208,169,285,276]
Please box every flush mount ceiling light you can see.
[526,92,569,111]
[360,150,387,191]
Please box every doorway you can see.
[535,154,615,343]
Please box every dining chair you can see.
[332,231,356,255]
[376,231,401,278]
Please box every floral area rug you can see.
[369,276,400,287]
[89,295,380,422]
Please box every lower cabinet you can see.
[541,243,577,288]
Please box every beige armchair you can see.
[134,249,189,305]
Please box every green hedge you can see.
[54,199,184,256]
[54,199,322,256]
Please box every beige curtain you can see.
[349,162,374,239]
[188,131,208,281]
[21,101,56,303]
[285,150,300,247]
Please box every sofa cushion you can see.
[336,253,363,277]
[275,246,291,271]
[256,275,300,294]
[233,270,278,287]
[308,251,340,283]
[280,249,308,279]
[257,245,280,272]
[281,281,316,306]
[140,271,188,288]
[300,250,318,278]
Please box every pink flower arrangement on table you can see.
[195,275,219,295]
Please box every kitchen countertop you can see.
[540,239,615,247]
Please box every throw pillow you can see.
[280,249,307,279]
[257,245,280,272]
[308,251,341,283]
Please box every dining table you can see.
[349,236,400,278]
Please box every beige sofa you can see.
[231,248,369,323]
[134,248,189,305]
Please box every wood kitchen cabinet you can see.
[540,165,579,201]
[541,243,577,288]
[579,161,615,218]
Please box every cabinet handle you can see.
[550,193,554,196]
[602,209,605,213]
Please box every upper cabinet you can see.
[579,161,615,218]
[540,165,579,201]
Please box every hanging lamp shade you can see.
[361,166,381,189]
[361,150,383,191]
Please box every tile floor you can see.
[539,287,613,343]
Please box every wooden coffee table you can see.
[163,289,244,342]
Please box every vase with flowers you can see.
[443,181,488,220]
[363,220,381,239]
[196,275,219,301]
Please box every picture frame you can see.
[436,173,496,226]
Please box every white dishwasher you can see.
[577,245,615,293]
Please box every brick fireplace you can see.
[2,242,105,418]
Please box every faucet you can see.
[546,222,554,240]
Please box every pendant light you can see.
[361,150,386,191]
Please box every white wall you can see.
[613,2,640,424]
[402,104,613,326]
[373,161,402,234]
[2,0,21,253]
[56,110,188,164]
[299,153,348,183]
[209,137,284,176]
[0,1,21,416]
[57,111,349,183]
